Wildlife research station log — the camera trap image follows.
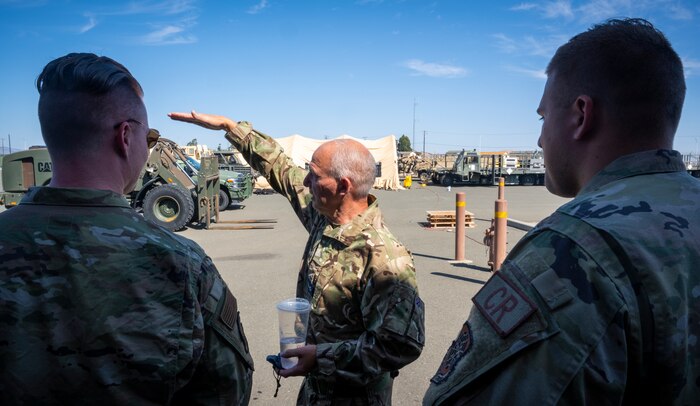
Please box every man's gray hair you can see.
[326,139,376,198]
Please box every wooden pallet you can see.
[426,210,476,228]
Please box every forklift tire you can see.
[143,184,195,231]
[419,171,430,183]
[219,188,230,211]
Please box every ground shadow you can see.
[214,253,281,262]
[413,252,491,273]
[430,272,486,285]
[450,263,491,272]
[412,252,452,261]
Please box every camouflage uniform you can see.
[0,187,254,405]
[226,123,425,405]
[424,149,700,405]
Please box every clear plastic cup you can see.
[276,297,311,369]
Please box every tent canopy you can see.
[258,134,400,190]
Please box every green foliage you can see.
[186,138,198,146]
[397,135,412,152]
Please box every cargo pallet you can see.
[426,210,476,228]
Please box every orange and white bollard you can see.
[455,192,466,261]
[494,177,507,271]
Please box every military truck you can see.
[183,154,253,209]
[0,139,223,232]
[213,150,251,173]
[0,147,52,207]
[430,149,546,186]
[683,153,700,179]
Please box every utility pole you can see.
[423,130,426,156]
[8,133,11,153]
[412,98,416,151]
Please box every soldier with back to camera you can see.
[0,53,253,405]
[425,18,700,405]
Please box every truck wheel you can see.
[219,188,230,210]
[441,175,454,186]
[419,171,430,183]
[143,184,194,231]
[520,175,535,186]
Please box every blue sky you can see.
[1,0,699,154]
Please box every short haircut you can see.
[547,18,686,138]
[36,53,144,155]
[326,139,376,198]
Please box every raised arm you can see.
[169,111,317,230]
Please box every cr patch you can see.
[472,272,535,337]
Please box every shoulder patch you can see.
[430,321,473,385]
[220,288,238,330]
[472,272,536,337]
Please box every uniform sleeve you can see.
[172,255,254,406]
[423,231,630,405]
[314,251,425,385]
[225,122,317,230]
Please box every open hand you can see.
[168,111,237,132]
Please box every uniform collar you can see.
[578,149,687,196]
[322,194,381,246]
[21,187,132,208]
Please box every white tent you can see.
[254,134,400,191]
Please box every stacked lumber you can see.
[426,210,476,228]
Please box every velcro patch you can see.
[430,321,473,385]
[220,288,238,330]
[472,272,535,337]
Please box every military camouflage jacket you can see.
[0,187,254,405]
[226,124,425,395]
[424,150,700,405]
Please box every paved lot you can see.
[180,184,570,404]
[0,179,570,404]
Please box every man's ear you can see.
[338,177,352,195]
[114,122,130,158]
[571,95,595,141]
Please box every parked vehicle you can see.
[183,154,253,209]
[429,149,546,186]
[0,139,221,232]
[0,147,52,208]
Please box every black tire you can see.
[520,174,535,186]
[441,175,454,186]
[219,188,230,210]
[143,184,195,231]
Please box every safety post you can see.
[494,177,507,271]
[455,192,466,261]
